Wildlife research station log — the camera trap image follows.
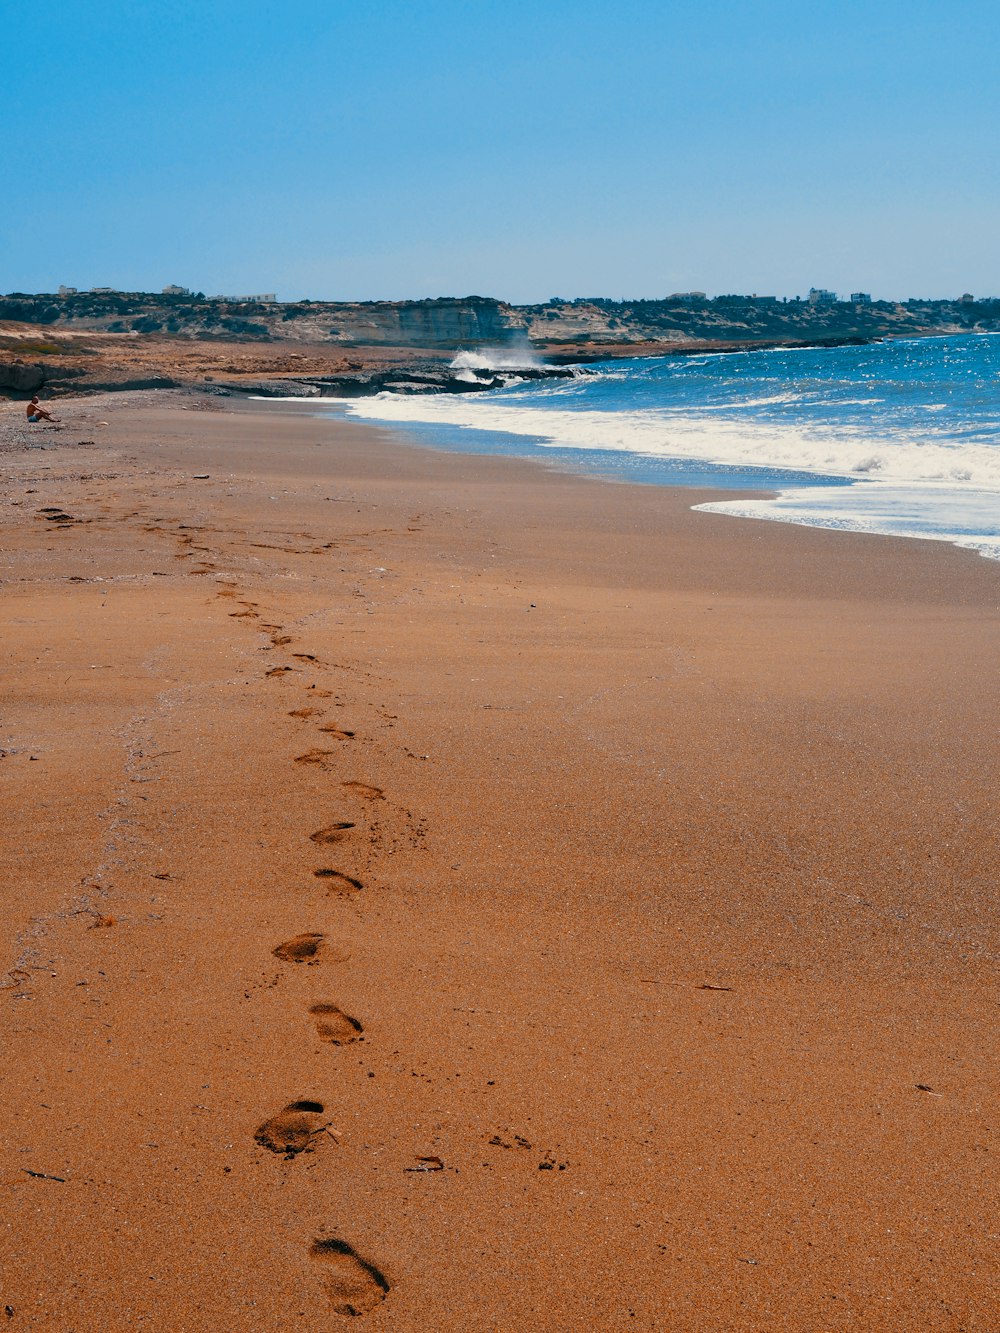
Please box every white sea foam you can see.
[450,337,541,371]
[342,394,1000,492]
[273,332,1000,557]
[694,488,1000,560]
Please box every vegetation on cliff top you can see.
[2,290,998,349]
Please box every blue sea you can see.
[319,334,1000,559]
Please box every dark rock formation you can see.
[39,372,181,394]
[66,376,182,392]
[219,362,579,399]
[0,359,45,394]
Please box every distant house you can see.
[850,292,872,305]
[808,288,837,305]
[90,286,116,294]
[212,292,277,304]
[714,293,778,304]
[57,285,78,297]
[668,291,707,303]
[960,292,975,304]
[162,284,191,296]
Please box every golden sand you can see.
[2,395,997,1330]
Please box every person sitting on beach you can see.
[26,395,59,423]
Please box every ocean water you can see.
[324,334,1000,558]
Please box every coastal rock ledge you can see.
[0,359,45,393]
[217,362,580,398]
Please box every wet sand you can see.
[2,394,998,1331]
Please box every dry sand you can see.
[1,393,997,1331]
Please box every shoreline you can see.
[0,324,961,404]
[2,394,998,1329]
[300,382,1000,563]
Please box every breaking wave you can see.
[343,393,1000,491]
[450,337,542,372]
[318,334,1000,557]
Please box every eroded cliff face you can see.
[320,298,527,345]
[0,293,527,348]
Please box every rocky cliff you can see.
[4,289,1000,402]
[0,293,526,347]
[5,290,999,350]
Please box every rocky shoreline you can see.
[0,329,886,404]
[214,360,581,399]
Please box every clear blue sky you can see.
[4,0,999,302]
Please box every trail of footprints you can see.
[208,554,422,1317]
[84,501,465,1315]
[33,505,390,1311]
[152,505,511,1315]
[237,593,391,1318]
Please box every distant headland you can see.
[2,287,997,399]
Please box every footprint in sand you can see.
[313,870,363,895]
[289,707,324,719]
[271,633,293,646]
[310,823,355,844]
[255,1100,328,1155]
[310,1003,364,1044]
[273,932,327,964]
[310,1237,389,1317]
[296,749,339,770]
[318,724,355,740]
[273,933,350,965]
[267,665,296,677]
[341,781,383,801]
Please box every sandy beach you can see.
[2,393,997,1331]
